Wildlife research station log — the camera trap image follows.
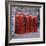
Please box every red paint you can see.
[29,15,33,32]
[26,16,30,33]
[18,15,25,34]
[15,14,20,34]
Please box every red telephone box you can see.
[33,16,38,32]
[26,15,30,33]
[29,15,33,32]
[15,12,25,34]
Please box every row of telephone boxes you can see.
[14,12,38,34]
